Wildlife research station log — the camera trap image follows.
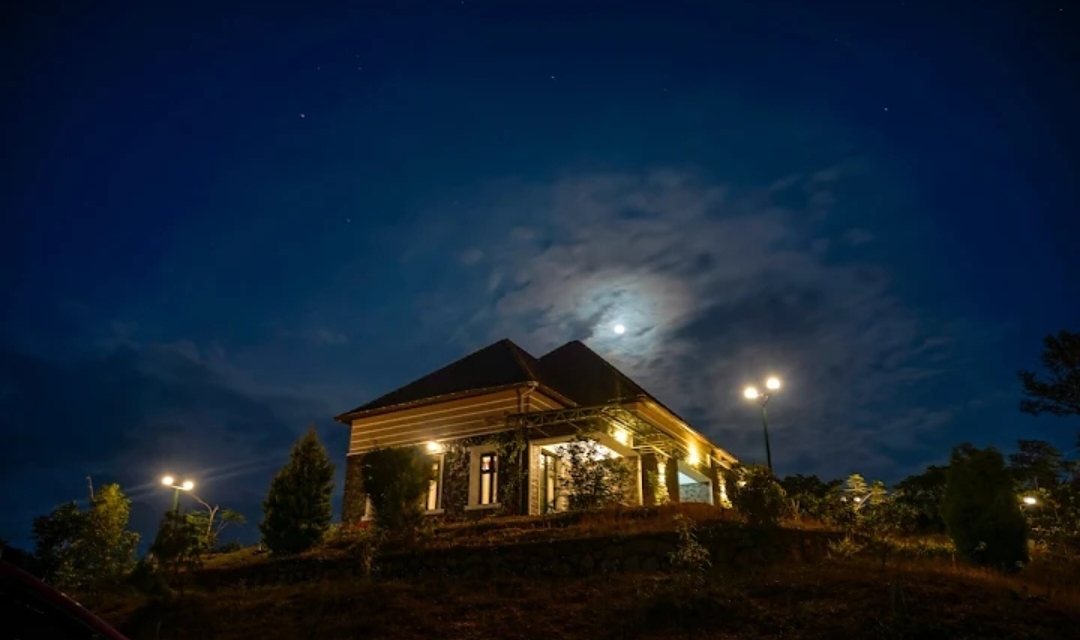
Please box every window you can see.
[479,452,498,505]
[426,458,442,511]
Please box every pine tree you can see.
[259,426,335,555]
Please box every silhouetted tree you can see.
[1008,439,1066,491]
[1018,329,1080,417]
[724,464,788,526]
[31,484,140,592]
[360,446,434,532]
[779,474,842,522]
[892,465,949,533]
[941,444,1028,571]
[260,427,335,555]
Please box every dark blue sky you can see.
[2,0,1078,547]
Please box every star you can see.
[300,113,305,118]
[550,75,555,80]
[884,107,889,112]
[346,218,351,223]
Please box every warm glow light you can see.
[612,428,629,445]
[161,476,174,486]
[426,441,443,453]
[766,377,781,390]
[181,480,194,491]
[743,386,759,400]
[613,323,626,335]
[1023,496,1038,505]
[853,496,862,503]
[686,447,700,467]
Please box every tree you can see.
[559,437,633,511]
[31,502,87,591]
[941,444,1028,571]
[187,507,246,552]
[260,427,336,555]
[779,474,841,521]
[1008,439,1066,491]
[724,464,788,526]
[360,445,434,532]
[892,465,949,533]
[149,510,204,593]
[1018,329,1080,417]
[31,484,140,592]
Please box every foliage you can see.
[1009,439,1067,491]
[646,468,669,506]
[724,464,788,526]
[941,444,1028,570]
[260,427,336,555]
[31,484,140,592]
[668,514,710,585]
[360,445,435,532]
[891,465,949,534]
[1018,329,1080,417]
[779,474,841,522]
[559,436,634,511]
[32,502,87,591]
[150,509,205,590]
[826,535,866,559]
[188,507,246,551]
[127,557,171,596]
[490,427,530,514]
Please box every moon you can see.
[613,324,626,335]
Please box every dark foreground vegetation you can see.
[96,545,1079,640]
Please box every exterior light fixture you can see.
[612,428,629,445]
[161,475,174,486]
[426,441,443,453]
[1023,496,1038,506]
[742,376,782,473]
[181,480,194,491]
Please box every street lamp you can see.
[161,475,196,514]
[743,376,782,473]
[1022,496,1038,506]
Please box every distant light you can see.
[1023,496,1038,506]
[613,324,626,335]
[426,441,443,453]
[766,377,781,391]
[161,476,174,486]
[853,496,862,503]
[737,480,747,488]
[181,480,195,491]
[743,387,759,400]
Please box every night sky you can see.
[2,1,1078,548]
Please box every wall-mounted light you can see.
[426,441,443,453]
[612,427,629,445]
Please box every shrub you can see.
[669,514,710,583]
[941,444,1028,571]
[260,427,336,555]
[724,464,787,526]
[560,436,634,511]
[360,446,435,532]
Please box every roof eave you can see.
[335,381,576,424]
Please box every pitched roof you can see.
[335,339,550,420]
[536,340,649,406]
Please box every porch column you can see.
[707,460,723,506]
[664,455,681,504]
[641,453,659,506]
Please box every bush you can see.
[724,464,787,526]
[260,427,336,555]
[941,444,1028,571]
[560,437,634,511]
[360,446,435,533]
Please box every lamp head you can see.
[766,377,781,390]
[181,480,194,491]
[161,476,174,487]
[743,386,759,400]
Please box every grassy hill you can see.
[95,506,1080,640]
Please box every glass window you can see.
[479,452,498,505]
[426,459,441,511]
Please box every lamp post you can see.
[161,476,196,515]
[743,377,782,474]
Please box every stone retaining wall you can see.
[195,523,840,590]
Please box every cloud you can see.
[431,169,984,478]
[844,228,875,246]
[0,341,341,547]
[460,248,484,265]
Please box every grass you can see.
[97,510,1080,639]
[99,554,1080,640]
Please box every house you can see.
[335,339,737,523]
